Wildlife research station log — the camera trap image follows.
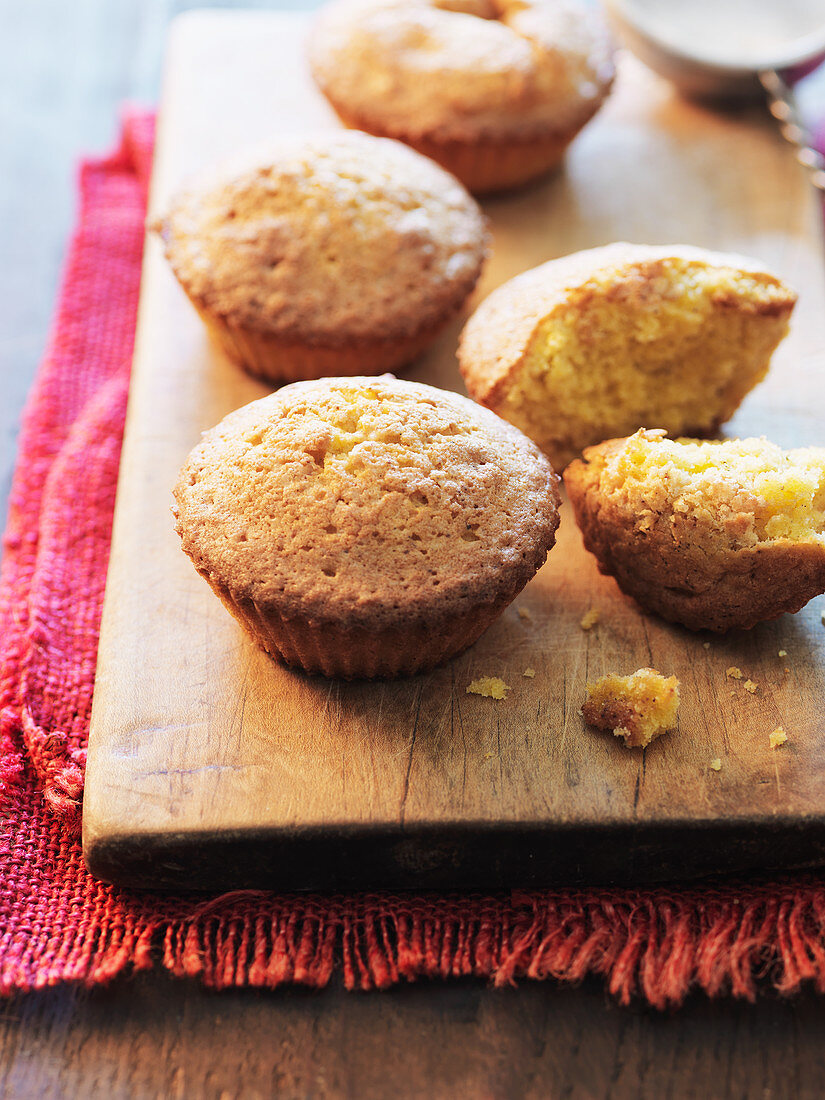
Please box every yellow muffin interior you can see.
[582,668,680,748]
[500,260,793,469]
[606,430,825,546]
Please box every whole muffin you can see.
[565,429,825,632]
[308,0,615,194]
[153,132,488,383]
[173,376,561,678]
[459,243,797,470]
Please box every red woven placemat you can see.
[2,111,825,1008]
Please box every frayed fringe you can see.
[5,885,825,1007]
[0,705,86,827]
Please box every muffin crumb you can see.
[467,677,510,700]
[581,668,680,748]
[517,607,533,622]
[743,679,758,694]
[726,667,743,680]
[778,649,788,657]
[580,608,600,631]
[769,727,788,749]
[710,758,722,771]
[523,667,536,679]
[703,642,711,650]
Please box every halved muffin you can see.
[565,429,825,632]
[459,243,797,470]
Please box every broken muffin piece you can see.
[466,676,510,700]
[565,429,825,632]
[582,667,680,748]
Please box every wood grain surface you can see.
[83,11,825,892]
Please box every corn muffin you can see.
[153,132,488,383]
[565,429,825,632]
[173,376,561,678]
[308,0,615,194]
[459,243,797,470]
[582,668,680,748]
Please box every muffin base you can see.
[566,457,825,633]
[192,303,463,384]
[406,132,572,195]
[583,538,825,634]
[327,105,572,194]
[201,573,520,679]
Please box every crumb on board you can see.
[769,727,788,750]
[703,642,711,650]
[466,677,510,700]
[523,667,536,679]
[710,758,722,772]
[743,679,758,694]
[580,608,600,631]
[778,649,788,658]
[726,666,743,680]
[581,668,680,749]
[517,607,532,622]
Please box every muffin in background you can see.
[153,132,488,384]
[565,429,825,632]
[459,243,797,470]
[308,0,615,194]
[173,376,561,679]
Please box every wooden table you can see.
[4,2,825,1096]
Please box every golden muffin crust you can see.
[582,668,680,748]
[174,377,561,676]
[565,429,825,632]
[459,243,797,470]
[309,0,614,145]
[154,132,487,346]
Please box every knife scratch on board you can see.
[398,685,423,826]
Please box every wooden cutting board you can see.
[83,11,825,892]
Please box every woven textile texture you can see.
[4,112,825,1008]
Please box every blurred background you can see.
[0,1,318,525]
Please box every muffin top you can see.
[569,429,825,553]
[309,0,615,144]
[154,132,487,343]
[174,376,560,628]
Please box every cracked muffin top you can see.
[154,132,487,343]
[173,375,560,627]
[309,0,615,143]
